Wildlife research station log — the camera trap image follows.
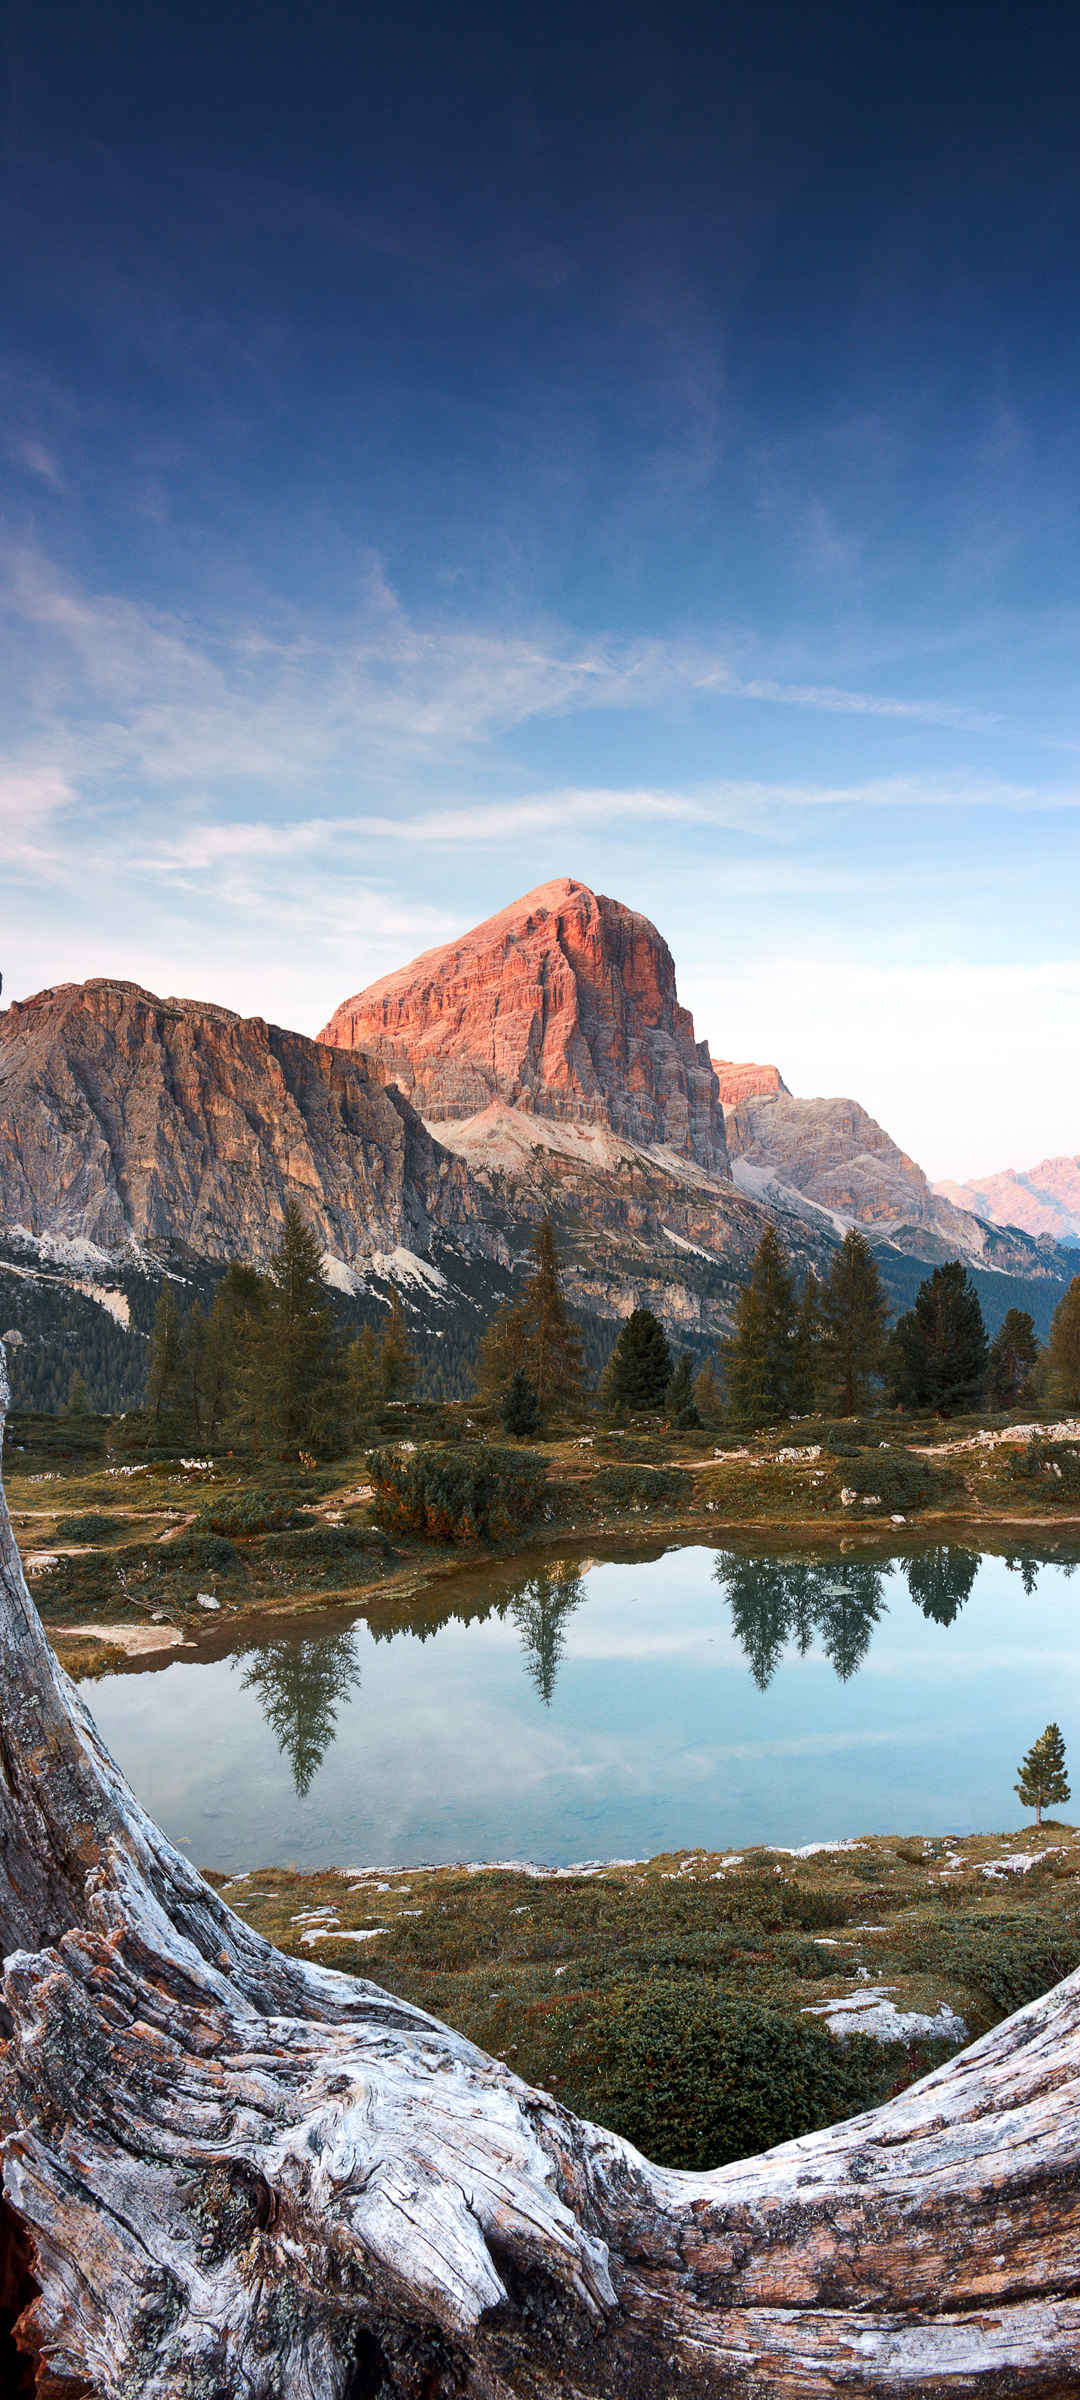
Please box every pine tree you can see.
[665,1352,700,1427]
[501,1368,541,1438]
[346,1323,381,1433]
[988,1308,1039,1410]
[144,1282,184,1429]
[379,1293,417,1402]
[1043,1278,1080,1408]
[604,1308,672,1414]
[252,1203,342,1458]
[692,1356,723,1424]
[66,1367,89,1416]
[724,1225,799,1428]
[887,1260,989,1416]
[790,1271,824,1417]
[1014,1722,1071,1826]
[821,1230,889,1416]
[905,1547,978,1626]
[474,1220,583,1415]
[510,1563,585,1704]
[239,1629,361,1798]
[202,1263,266,1443]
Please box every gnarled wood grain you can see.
[1,1343,1079,2397]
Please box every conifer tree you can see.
[692,1356,723,1424]
[253,1203,342,1457]
[790,1271,824,1417]
[887,1260,989,1416]
[604,1308,672,1413]
[988,1308,1039,1410]
[474,1219,583,1415]
[724,1225,798,1428]
[66,1367,89,1417]
[202,1263,266,1443]
[665,1352,701,1428]
[821,1230,888,1416]
[346,1322,381,1433]
[1043,1277,1080,1408]
[144,1282,184,1428]
[501,1368,541,1438]
[379,1292,417,1402]
[1014,1722,1071,1826]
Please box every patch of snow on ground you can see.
[301,1926,388,1946]
[662,1226,718,1263]
[980,1848,1058,1877]
[8,1226,114,1271]
[804,1987,969,2044]
[321,1252,364,1296]
[370,1246,449,1295]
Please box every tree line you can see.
[139,1199,1080,1456]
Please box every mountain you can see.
[935,1156,1080,1246]
[321,876,729,1175]
[0,978,484,1273]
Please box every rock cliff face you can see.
[0,980,481,1267]
[711,1059,789,1107]
[725,1089,935,1228]
[935,1158,1080,1246]
[321,878,729,1176]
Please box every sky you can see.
[4,0,1080,1181]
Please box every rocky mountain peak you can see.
[321,878,729,1175]
[711,1058,790,1107]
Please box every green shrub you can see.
[173,1531,238,1571]
[822,1420,883,1455]
[590,1464,682,1513]
[198,1494,311,1537]
[894,1904,1080,2024]
[526,1981,886,2170]
[55,1512,119,1542]
[1006,1439,1080,1505]
[837,1447,955,1513]
[367,1446,547,1543]
[270,1524,386,1561]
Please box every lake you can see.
[82,1541,1080,1871]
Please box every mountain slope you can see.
[935,1156,1080,1245]
[0,979,485,1271]
[321,875,729,1175]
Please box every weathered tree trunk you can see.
[1,1351,1079,2397]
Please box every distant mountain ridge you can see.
[935,1156,1080,1246]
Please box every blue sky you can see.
[5,0,1080,1178]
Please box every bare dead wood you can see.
[1,1349,1079,2397]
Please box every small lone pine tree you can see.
[604,1308,672,1413]
[1015,1722,1071,1825]
[66,1367,89,1417]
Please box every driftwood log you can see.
[1,1350,1079,2397]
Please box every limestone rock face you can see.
[725,1090,935,1227]
[935,1157,1080,1245]
[0,979,481,1265]
[321,878,729,1176]
[712,1058,789,1107]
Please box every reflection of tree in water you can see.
[237,1628,362,1797]
[714,1555,887,1689]
[906,1547,979,1625]
[1004,1553,1040,1597]
[509,1563,586,1705]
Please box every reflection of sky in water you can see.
[83,1547,1080,1871]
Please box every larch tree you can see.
[988,1308,1040,1410]
[821,1229,889,1416]
[252,1201,342,1457]
[1043,1276,1080,1408]
[724,1224,799,1428]
[475,1219,583,1417]
[379,1292,417,1402]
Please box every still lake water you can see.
[83,1543,1080,1871]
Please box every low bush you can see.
[523,1980,887,2170]
[894,1903,1080,2025]
[367,1446,547,1544]
[590,1464,682,1513]
[172,1531,238,1571]
[55,1512,119,1542]
[270,1524,387,1561]
[822,1421,885,1455]
[1005,1439,1080,1505]
[837,1447,956,1513]
[198,1494,311,1537]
